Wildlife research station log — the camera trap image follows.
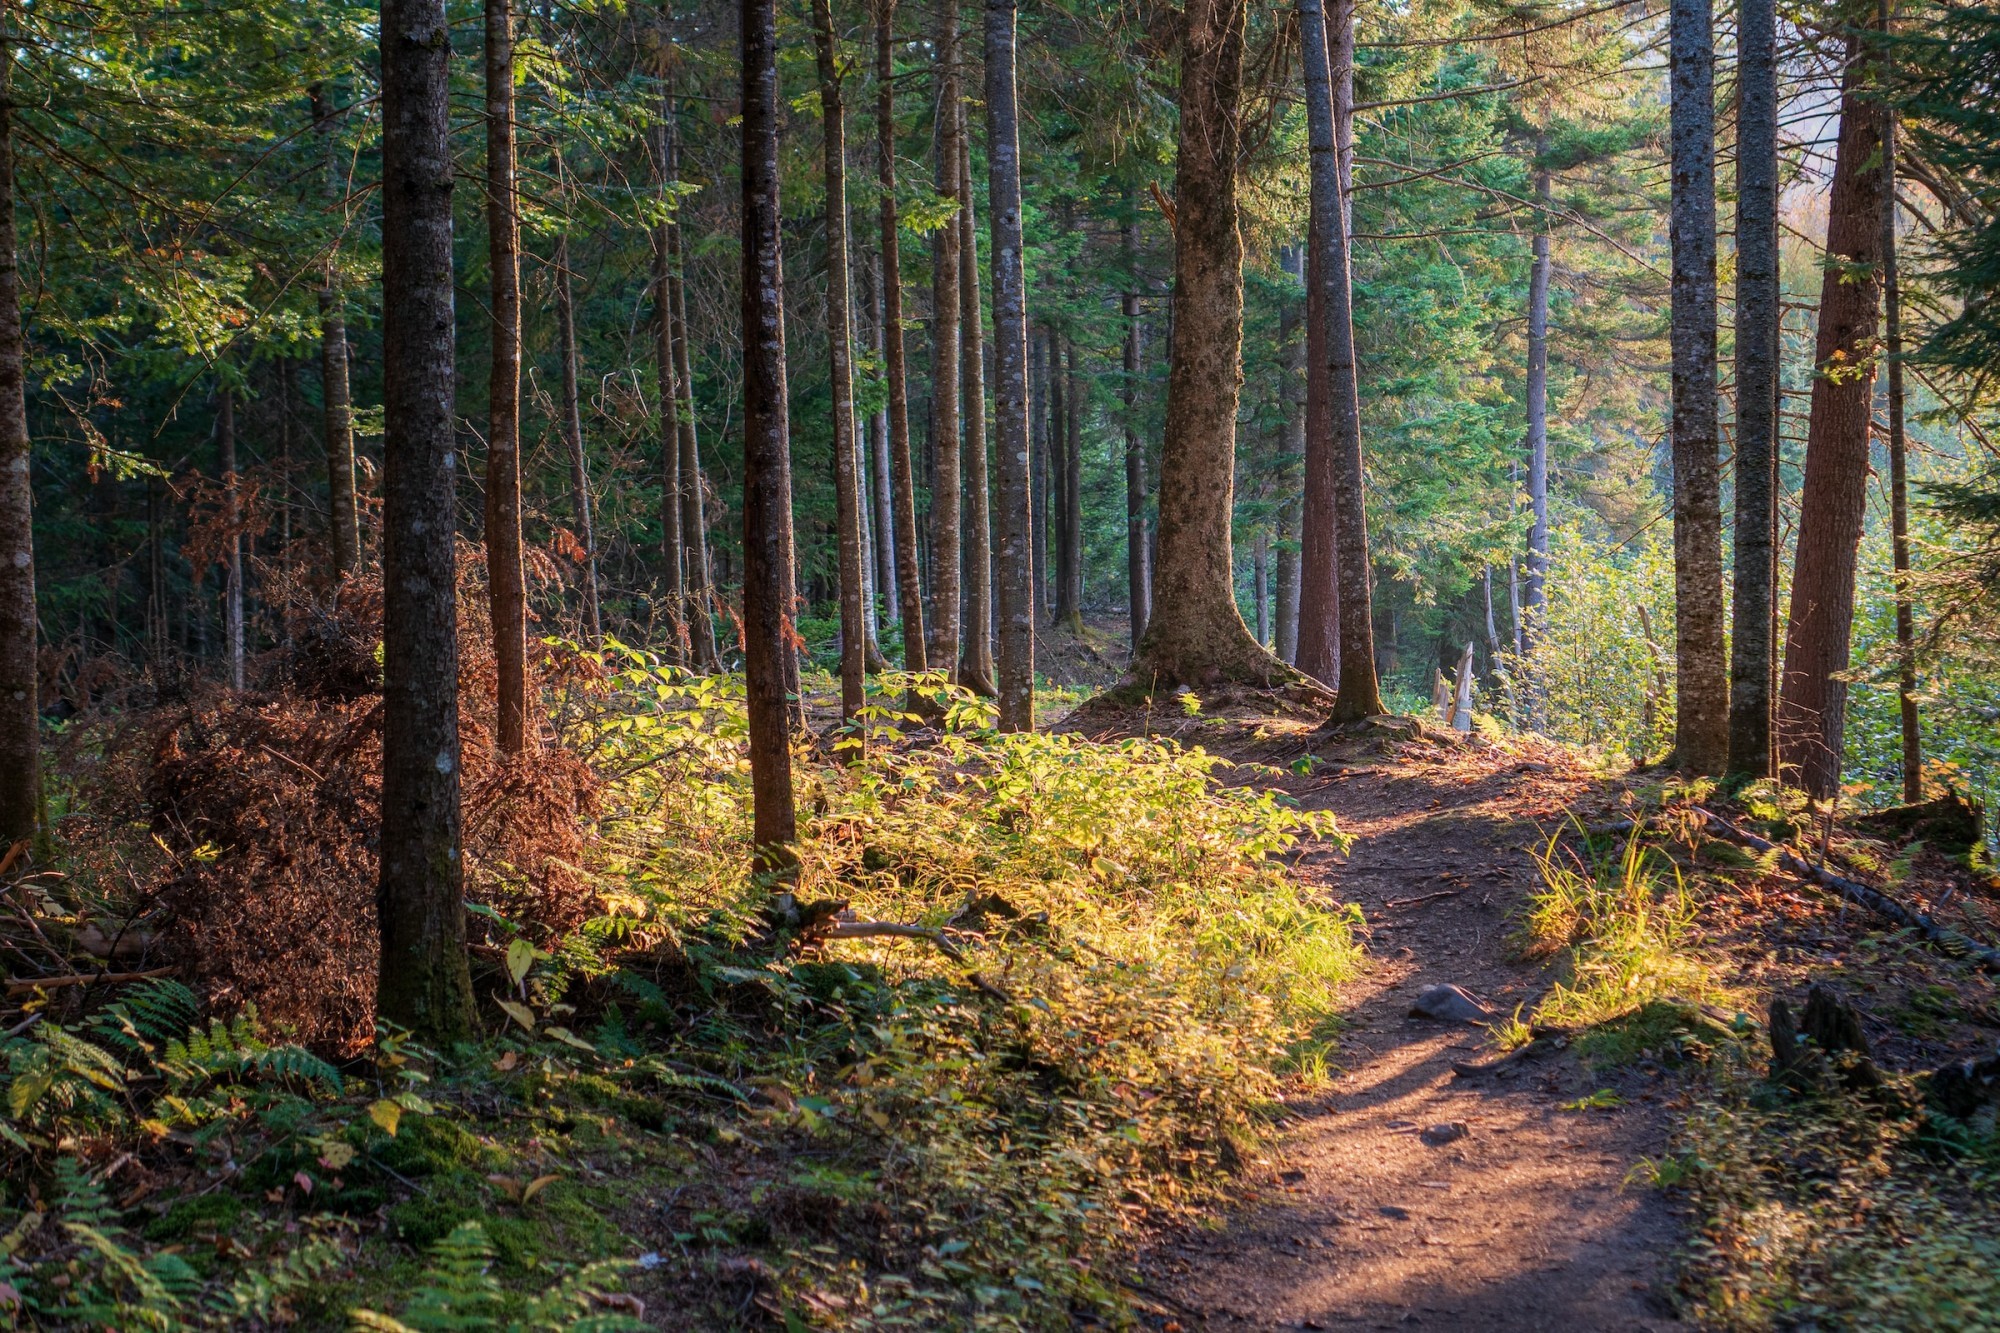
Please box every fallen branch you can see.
[821,921,966,961]
[1694,806,2000,975]
[5,966,179,993]
[1383,889,1461,910]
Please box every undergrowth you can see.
[2,650,1361,1329]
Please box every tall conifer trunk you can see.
[1728,0,1780,778]
[741,0,799,864]
[1134,0,1286,687]
[1294,6,1339,691]
[863,243,899,629]
[1276,245,1306,665]
[554,239,602,643]
[309,86,361,584]
[1668,0,1729,773]
[1056,334,1085,631]
[985,0,1034,729]
[959,121,995,692]
[926,0,963,678]
[1879,10,1921,802]
[814,0,867,725]
[1523,154,1552,642]
[377,0,475,1041]
[877,0,927,670]
[484,0,529,753]
[651,96,686,659]
[1030,326,1051,621]
[1778,35,1884,798]
[1123,212,1151,647]
[664,115,717,668]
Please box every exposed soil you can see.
[1122,723,1686,1331]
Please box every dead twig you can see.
[1383,889,1461,910]
[4,967,179,994]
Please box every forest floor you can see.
[1120,729,1683,1330]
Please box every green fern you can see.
[350,1221,646,1332]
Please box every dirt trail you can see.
[1132,745,1684,1331]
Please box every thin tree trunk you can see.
[1276,244,1305,665]
[1042,326,1064,621]
[651,97,687,660]
[1275,500,1299,662]
[219,389,245,691]
[1123,211,1151,648]
[741,0,799,866]
[1294,37,1339,692]
[1056,333,1085,631]
[864,241,899,633]
[555,239,602,644]
[1253,532,1270,644]
[1306,0,1382,719]
[927,2,963,679]
[1523,153,1552,643]
[813,0,867,727]
[665,127,718,669]
[310,85,361,583]
[877,0,928,672]
[377,0,475,1042]
[985,0,1034,730]
[485,0,529,754]
[1134,0,1285,688]
[1880,6,1921,803]
[1030,326,1050,622]
[1728,0,1779,779]
[958,117,995,693]
[1779,37,1886,799]
[1667,0,1729,773]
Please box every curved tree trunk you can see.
[877,0,927,671]
[813,0,867,727]
[741,0,799,867]
[484,0,529,753]
[1133,0,1285,689]
[377,0,475,1042]
[1667,0,1729,773]
[985,0,1034,730]
[1728,0,1779,779]
[926,0,963,680]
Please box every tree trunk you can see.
[813,0,867,727]
[958,116,995,693]
[0,35,33,847]
[985,0,1034,730]
[1294,55,1339,691]
[1133,0,1285,688]
[1055,333,1085,631]
[741,0,799,866]
[218,389,245,691]
[1275,500,1299,663]
[377,0,476,1042]
[485,0,529,754]
[555,239,602,644]
[665,119,718,669]
[1306,0,1382,719]
[1123,211,1151,648]
[1042,326,1063,621]
[1276,244,1305,665]
[310,85,361,583]
[1779,35,1885,799]
[651,98,687,660]
[864,241,899,633]
[1523,154,1552,643]
[926,1,963,679]
[1253,532,1270,644]
[877,0,927,671]
[1667,0,1729,774]
[1880,6,1921,803]
[1728,0,1779,779]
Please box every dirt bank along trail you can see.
[1121,722,1684,1331]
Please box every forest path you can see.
[1128,736,1684,1331]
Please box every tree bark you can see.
[1055,333,1085,631]
[651,98,687,661]
[1123,212,1151,648]
[218,389,245,691]
[926,0,963,679]
[555,239,602,644]
[377,0,475,1042]
[1667,0,1729,774]
[1276,245,1305,665]
[1523,154,1552,644]
[665,121,718,669]
[1133,0,1286,688]
[1778,34,1884,799]
[1728,0,1779,779]
[310,86,361,584]
[813,0,868,727]
[863,241,899,632]
[877,0,927,671]
[741,0,799,866]
[1306,0,1382,719]
[1294,37,1339,692]
[485,0,529,754]
[1880,4,1921,803]
[985,0,1034,730]
[1030,325,1050,621]
[958,112,994,692]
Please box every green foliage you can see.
[350,1221,644,1332]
